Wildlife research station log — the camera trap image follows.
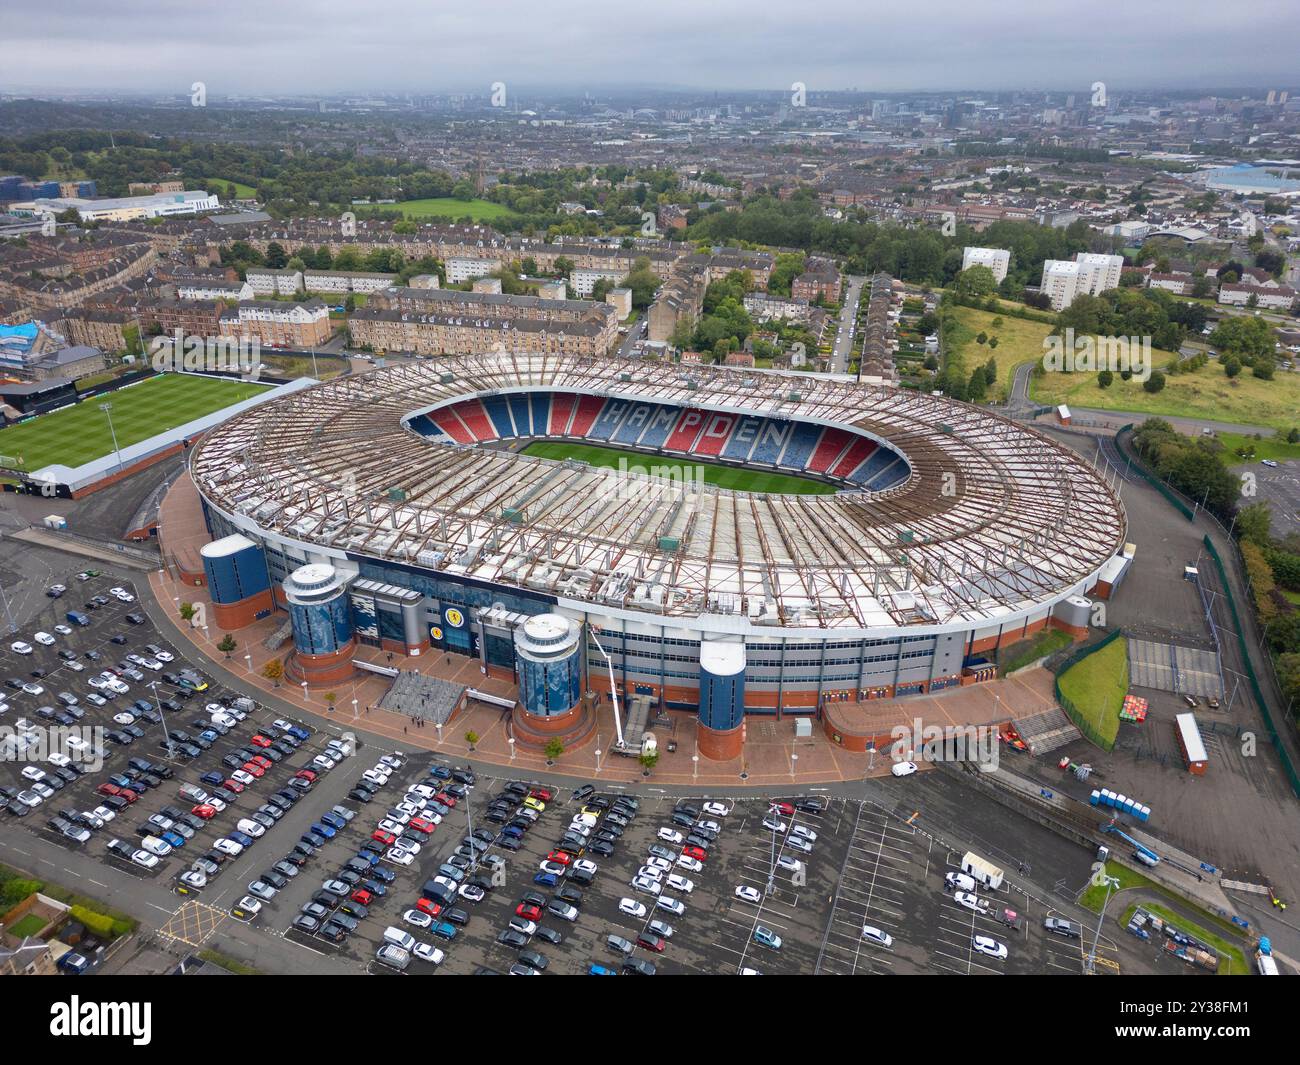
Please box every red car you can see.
[435,792,456,808]
[191,804,217,819]
[529,786,555,802]
[636,932,666,953]
[681,845,706,862]
[222,779,246,794]
[515,903,541,920]
[769,801,794,817]
[250,755,273,770]
[96,782,122,797]
[249,735,272,748]
[295,769,317,783]
[118,789,139,803]
[415,897,443,917]
[546,850,573,866]
[408,817,435,834]
[372,829,397,845]
[240,762,266,778]
[350,888,373,905]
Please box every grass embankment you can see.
[1056,636,1128,746]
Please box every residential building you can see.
[218,299,332,347]
[961,247,1011,284]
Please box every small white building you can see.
[571,267,625,298]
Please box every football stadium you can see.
[184,351,1129,759]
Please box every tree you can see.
[179,602,196,621]
[1252,358,1275,381]
[465,730,480,750]
[1288,428,1300,445]
[1236,502,1274,548]
[543,739,564,764]
[951,265,997,301]
[1223,357,1242,378]
[638,750,659,774]
[1097,369,1114,388]
[217,634,236,659]
[265,242,288,269]
[975,331,988,345]
[1142,371,1166,394]
[323,692,336,713]
[261,659,283,688]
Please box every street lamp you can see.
[149,680,173,748]
[244,653,252,674]
[1086,875,1121,975]
[509,738,517,763]
[352,697,358,721]
[300,680,308,703]
[692,754,699,781]
[99,403,124,473]
[791,752,798,780]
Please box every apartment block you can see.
[961,246,1011,284]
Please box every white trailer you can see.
[961,851,1005,891]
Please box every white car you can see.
[703,801,731,817]
[786,834,813,854]
[631,875,662,896]
[648,918,674,939]
[112,712,136,726]
[78,809,105,829]
[92,804,116,822]
[68,662,87,675]
[734,885,762,904]
[9,641,33,655]
[539,860,567,877]
[645,856,672,873]
[17,790,43,808]
[140,835,172,857]
[954,891,988,915]
[572,859,598,876]
[618,897,647,919]
[549,901,579,922]
[861,925,894,947]
[131,850,159,869]
[213,838,244,857]
[676,854,703,873]
[790,825,818,843]
[409,783,436,799]
[153,650,175,663]
[656,827,684,844]
[761,816,788,834]
[972,935,1008,960]
[385,848,415,866]
[179,870,207,889]
[21,765,47,782]
[412,942,444,965]
[311,754,337,771]
[376,818,405,836]
[459,882,486,903]
[33,632,55,646]
[394,801,421,817]
[53,624,73,636]
[655,895,686,917]
[636,865,665,882]
[379,754,405,769]
[890,760,918,778]
[47,753,71,767]
[211,712,237,728]
[776,855,804,874]
[695,819,721,834]
[20,682,43,696]
[139,658,163,671]
[235,818,266,838]
[205,797,227,812]
[666,873,694,894]
[109,587,135,602]
[403,909,432,929]
[230,770,255,786]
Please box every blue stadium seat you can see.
[779,422,822,470]
[482,396,515,438]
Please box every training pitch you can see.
[0,374,271,471]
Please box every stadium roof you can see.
[191,352,1126,635]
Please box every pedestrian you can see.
[403,725,407,734]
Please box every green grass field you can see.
[1213,430,1300,464]
[391,197,519,222]
[521,441,837,495]
[201,178,259,199]
[0,374,271,471]
[1057,636,1129,747]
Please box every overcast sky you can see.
[4,0,1297,97]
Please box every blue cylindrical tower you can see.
[283,563,354,656]
[698,639,746,760]
[514,613,583,717]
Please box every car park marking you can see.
[159,900,227,946]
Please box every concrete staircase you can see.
[1012,706,1081,756]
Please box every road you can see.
[830,275,865,374]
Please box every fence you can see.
[1053,627,1126,752]
[1200,535,1300,799]
[1115,424,1194,520]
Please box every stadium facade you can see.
[188,352,1128,759]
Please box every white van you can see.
[383,926,415,952]
[945,871,976,893]
[376,944,410,971]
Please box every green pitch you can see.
[0,374,271,471]
[521,440,836,495]
[391,197,519,222]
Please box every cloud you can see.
[2,0,1296,94]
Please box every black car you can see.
[533,925,563,945]
[670,812,695,829]
[126,613,146,625]
[262,870,289,890]
[572,784,596,800]
[520,890,546,909]
[587,840,614,857]
[496,929,529,949]
[348,787,375,803]
[109,634,128,645]
[161,672,181,685]
[556,884,584,906]
[518,949,548,971]
[497,836,522,852]
[568,868,595,887]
